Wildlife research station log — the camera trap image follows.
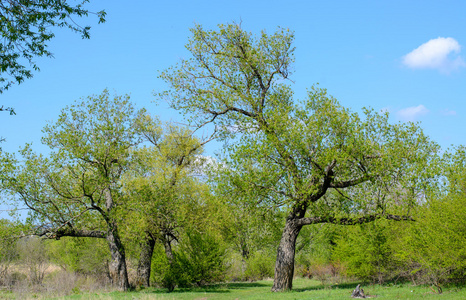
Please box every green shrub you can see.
[151,230,227,290]
[243,250,275,281]
[332,220,401,284]
[175,230,227,286]
[402,194,466,289]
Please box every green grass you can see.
[57,278,466,300]
[3,278,466,299]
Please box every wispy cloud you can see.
[441,109,457,116]
[402,37,465,73]
[397,105,429,121]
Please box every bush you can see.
[402,194,466,290]
[332,220,402,284]
[175,230,227,286]
[151,230,227,290]
[243,250,275,281]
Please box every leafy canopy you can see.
[161,23,439,222]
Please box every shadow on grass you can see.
[144,281,269,294]
[293,282,360,292]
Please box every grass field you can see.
[2,278,465,299]
[2,278,456,300]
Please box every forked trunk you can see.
[271,218,302,292]
[107,222,130,291]
[136,232,156,287]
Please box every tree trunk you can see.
[136,232,156,287]
[163,236,175,292]
[163,236,174,264]
[271,218,302,292]
[106,221,130,291]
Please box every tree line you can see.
[0,23,465,294]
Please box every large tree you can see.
[2,90,140,291]
[160,24,439,291]
[0,0,105,93]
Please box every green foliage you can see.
[399,147,466,288]
[174,230,227,287]
[215,189,283,261]
[151,230,227,289]
[243,250,275,281]
[163,22,439,224]
[47,237,110,276]
[332,220,403,284]
[121,115,207,245]
[296,224,340,265]
[2,90,144,289]
[3,89,141,237]
[0,0,106,92]
[150,243,175,289]
[160,23,295,135]
[162,23,440,291]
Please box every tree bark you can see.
[163,236,175,292]
[136,232,156,287]
[106,221,130,291]
[271,218,303,292]
[163,237,174,264]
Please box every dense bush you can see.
[175,230,227,286]
[401,194,466,290]
[332,220,404,284]
[151,230,227,290]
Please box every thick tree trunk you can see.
[106,222,130,291]
[136,232,156,287]
[103,187,129,291]
[271,218,303,292]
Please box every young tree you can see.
[2,90,140,291]
[122,112,212,288]
[0,0,106,93]
[160,24,439,291]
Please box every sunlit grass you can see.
[53,278,466,300]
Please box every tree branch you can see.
[46,228,106,239]
[297,213,414,226]
[330,174,371,188]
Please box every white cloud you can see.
[441,109,457,116]
[397,105,429,121]
[402,37,466,73]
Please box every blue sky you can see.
[1,0,465,157]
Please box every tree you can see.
[0,0,106,93]
[2,90,140,291]
[122,112,213,288]
[160,23,439,291]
